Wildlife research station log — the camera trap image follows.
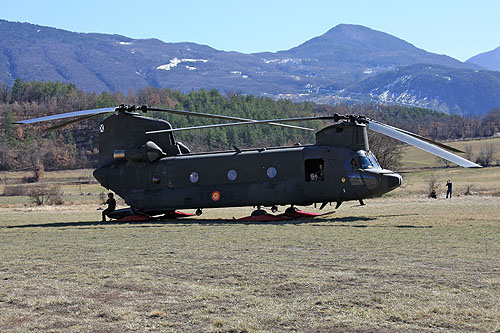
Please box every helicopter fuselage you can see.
[93,144,401,213]
[89,111,403,214]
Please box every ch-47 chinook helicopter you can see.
[16,104,480,221]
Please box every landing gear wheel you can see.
[196,208,202,216]
[271,205,278,213]
[285,206,298,214]
[251,209,268,217]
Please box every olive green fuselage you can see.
[93,112,402,213]
[94,145,401,213]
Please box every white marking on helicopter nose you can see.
[99,124,104,133]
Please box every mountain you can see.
[467,46,500,71]
[335,64,500,115]
[274,24,477,81]
[0,19,499,116]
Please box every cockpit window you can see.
[347,151,381,170]
[360,156,372,169]
[368,154,380,168]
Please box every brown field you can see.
[401,137,500,169]
[1,152,500,331]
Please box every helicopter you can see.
[15,104,480,221]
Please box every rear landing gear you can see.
[251,210,267,216]
[251,205,268,216]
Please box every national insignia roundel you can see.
[211,190,221,201]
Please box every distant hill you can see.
[275,24,477,82]
[334,64,500,115]
[467,46,500,71]
[0,19,499,116]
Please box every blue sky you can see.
[2,0,499,61]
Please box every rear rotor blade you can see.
[368,120,481,168]
[146,115,339,134]
[43,114,98,132]
[14,107,116,124]
[147,107,315,131]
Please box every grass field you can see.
[1,141,500,332]
[401,137,500,170]
[1,198,499,332]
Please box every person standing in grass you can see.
[446,180,453,198]
[102,193,116,222]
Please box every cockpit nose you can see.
[385,173,402,190]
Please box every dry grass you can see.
[1,147,500,332]
[389,165,500,198]
[401,137,500,169]
[1,196,500,332]
[0,169,113,207]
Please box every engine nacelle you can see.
[113,141,165,163]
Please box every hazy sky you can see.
[2,0,499,61]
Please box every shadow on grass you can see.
[1,216,433,229]
[3,215,379,229]
[375,213,420,218]
[310,213,432,228]
[312,224,433,228]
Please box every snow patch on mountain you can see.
[230,71,248,78]
[375,89,444,111]
[263,58,302,65]
[435,74,452,81]
[157,58,208,71]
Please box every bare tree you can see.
[464,183,475,196]
[464,144,474,161]
[27,184,63,205]
[426,173,439,197]
[368,132,404,170]
[476,144,495,167]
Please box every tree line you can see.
[1,79,499,172]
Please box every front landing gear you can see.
[235,205,323,222]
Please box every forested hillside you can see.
[2,20,500,116]
[1,79,499,172]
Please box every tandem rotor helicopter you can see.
[16,104,480,221]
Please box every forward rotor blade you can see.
[370,121,464,153]
[368,120,481,168]
[146,115,338,134]
[14,107,116,124]
[147,107,314,131]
